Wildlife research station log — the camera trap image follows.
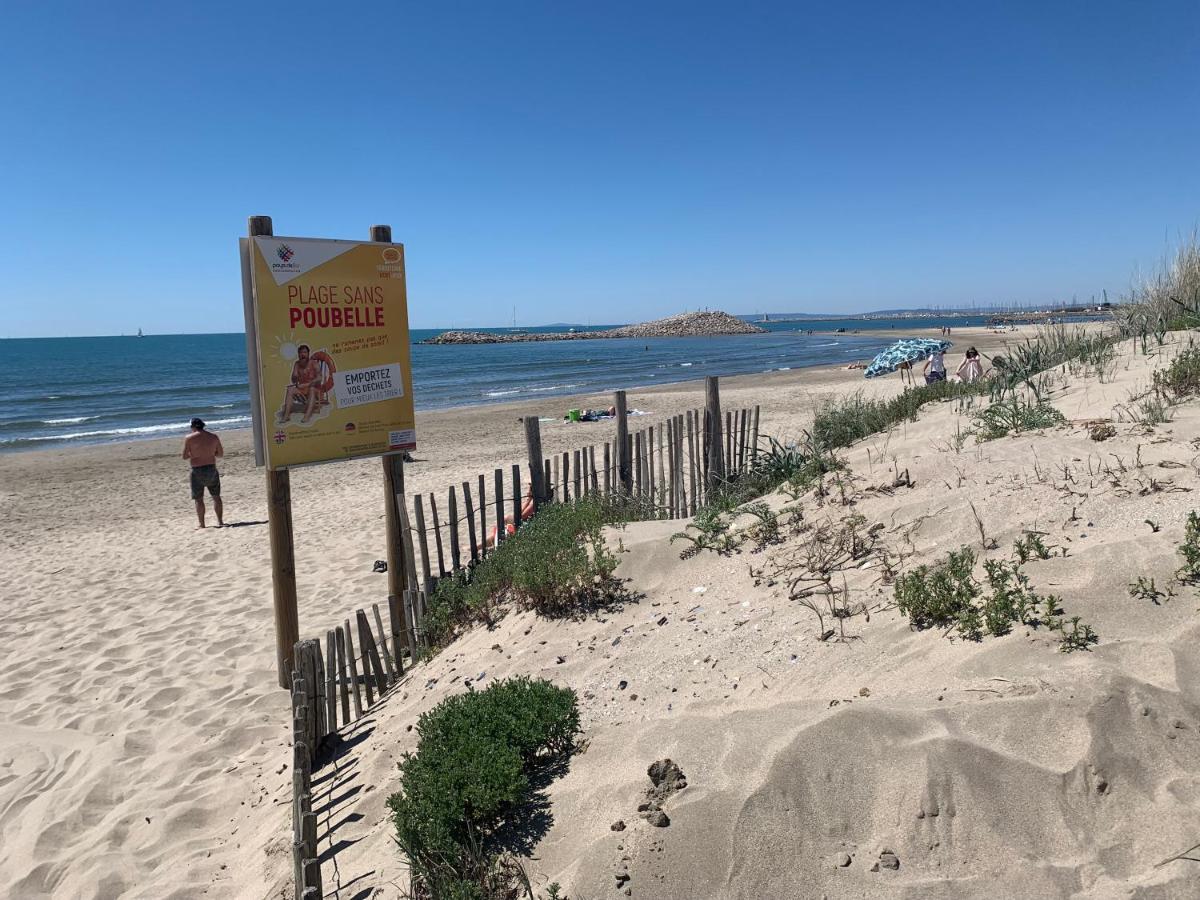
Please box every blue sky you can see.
[2,1,1198,337]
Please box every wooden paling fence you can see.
[287,599,414,899]
[395,380,761,609]
[281,377,759,897]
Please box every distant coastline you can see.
[422,310,763,345]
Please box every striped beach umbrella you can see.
[864,338,952,378]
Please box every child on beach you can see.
[956,347,984,383]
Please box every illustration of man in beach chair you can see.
[276,344,336,424]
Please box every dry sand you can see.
[5,326,1200,899]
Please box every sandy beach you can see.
[6,324,1200,899]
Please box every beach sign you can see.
[243,235,416,469]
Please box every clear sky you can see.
[2,1,1198,337]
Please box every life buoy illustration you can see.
[311,350,336,393]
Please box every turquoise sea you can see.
[0,316,1045,450]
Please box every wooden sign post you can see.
[248,215,300,689]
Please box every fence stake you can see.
[412,494,433,598]
[751,404,760,463]
[343,618,365,716]
[324,629,338,733]
[494,468,505,545]
[428,493,446,579]
[478,473,488,559]
[357,609,389,696]
[334,627,350,723]
[372,603,397,682]
[456,481,475,563]
[705,376,724,492]
[524,416,548,510]
[615,390,631,493]
[512,464,522,528]
[447,487,461,572]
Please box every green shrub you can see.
[973,396,1066,441]
[388,677,580,899]
[894,547,980,630]
[895,548,1095,647]
[1178,511,1200,582]
[1153,345,1200,399]
[425,499,622,644]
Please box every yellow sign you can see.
[247,235,416,468]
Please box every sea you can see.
[0,316,1032,451]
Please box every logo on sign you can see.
[277,244,295,262]
[273,430,287,444]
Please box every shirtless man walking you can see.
[277,344,322,424]
[183,417,224,528]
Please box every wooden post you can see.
[524,417,548,510]
[462,481,479,563]
[494,469,504,545]
[412,494,433,597]
[647,426,656,504]
[705,376,724,492]
[634,431,643,498]
[750,405,760,464]
[561,451,570,502]
[589,445,599,493]
[396,497,419,591]
[552,454,560,502]
[615,390,631,493]
[658,424,668,512]
[428,493,446,579]
[573,449,582,499]
[478,473,487,559]
[403,590,421,661]
[543,459,551,504]
[251,215,301,689]
[372,603,397,682]
[686,411,698,515]
[447,486,462,572]
[603,442,611,495]
[325,630,338,733]
[511,464,522,527]
[334,626,351,722]
[357,610,388,697]
[666,419,676,518]
[343,619,364,717]
[725,410,733,477]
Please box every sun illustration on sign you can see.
[273,333,300,362]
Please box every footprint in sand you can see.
[916,771,958,855]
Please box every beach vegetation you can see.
[1114,232,1200,336]
[1176,511,1200,583]
[1013,532,1052,563]
[1058,617,1099,653]
[1128,576,1167,604]
[387,676,579,900]
[1153,344,1200,399]
[972,395,1065,441]
[425,499,623,645]
[894,547,1094,646]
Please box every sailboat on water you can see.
[137,328,144,338]
[508,306,527,334]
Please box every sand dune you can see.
[5,326,1200,899]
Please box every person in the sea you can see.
[182,417,224,528]
[277,344,321,424]
[956,347,984,383]
[922,349,947,384]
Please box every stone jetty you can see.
[422,310,766,344]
